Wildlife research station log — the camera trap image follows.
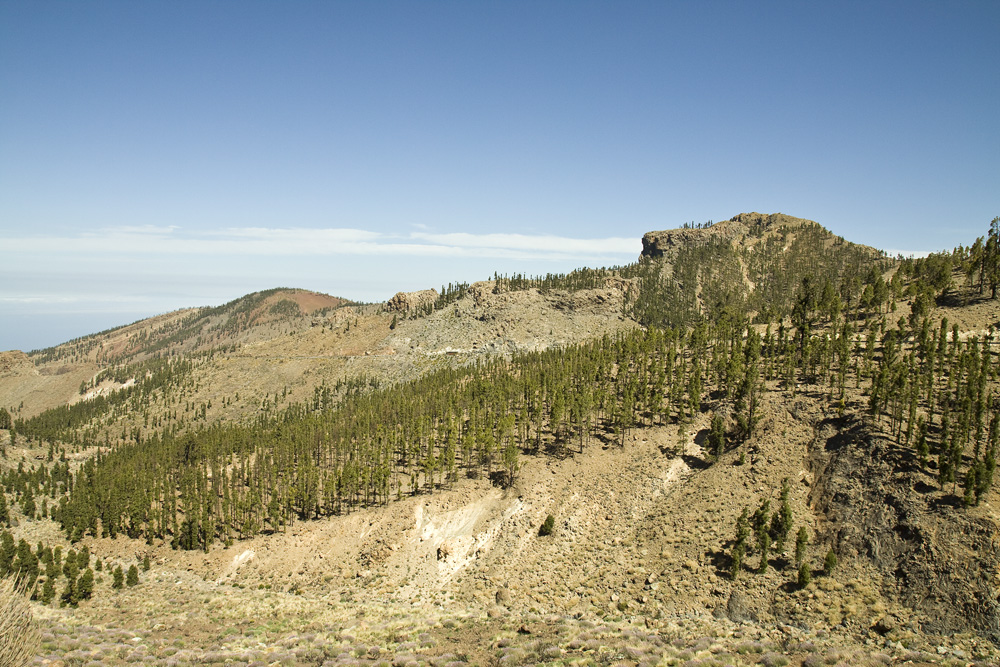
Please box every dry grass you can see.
[0,575,40,667]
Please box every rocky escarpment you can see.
[633,213,889,328]
[385,289,439,313]
[808,416,1000,642]
[0,350,33,374]
[385,279,637,359]
[640,212,821,259]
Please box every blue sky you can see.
[1,1,998,352]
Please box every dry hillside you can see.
[2,213,999,667]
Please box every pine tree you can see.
[915,416,929,467]
[770,478,794,555]
[20,488,35,520]
[795,527,809,565]
[0,531,12,576]
[78,568,94,600]
[14,539,38,588]
[963,464,979,506]
[797,561,812,589]
[77,545,90,570]
[823,549,838,575]
[61,577,78,607]
[758,532,771,573]
[709,413,726,459]
[986,217,1000,299]
[751,498,770,550]
[731,540,744,580]
[112,565,124,589]
[40,576,55,604]
[63,550,79,581]
[731,508,750,580]
[126,564,139,587]
[501,442,519,489]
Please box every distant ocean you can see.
[0,311,154,353]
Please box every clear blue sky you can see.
[1,1,997,351]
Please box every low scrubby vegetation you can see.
[0,575,39,667]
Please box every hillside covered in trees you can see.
[2,213,1000,665]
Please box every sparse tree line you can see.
[0,527,143,607]
[10,353,342,453]
[1,457,73,521]
[427,267,631,315]
[12,356,195,447]
[728,479,837,588]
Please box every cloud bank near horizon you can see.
[6,225,641,262]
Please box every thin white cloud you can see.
[0,294,150,304]
[0,294,152,313]
[4,226,642,261]
[94,225,179,236]
[410,231,640,257]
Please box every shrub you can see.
[538,514,555,537]
[126,564,139,587]
[823,549,838,575]
[797,562,811,589]
[1,575,40,666]
[759,652,789,667]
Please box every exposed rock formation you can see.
[385,289,439,313]
[808,417,1000,641]
[0,351,32,375]
[640,212,815,258]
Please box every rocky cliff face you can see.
[385,289,439,313]
[808,417,1000,641]
[640,212,818,259]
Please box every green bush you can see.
[797,562,812,589]
[823,549,838,575]
[538,514,555,537]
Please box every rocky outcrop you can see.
[0,351,33,375]
[808,417,1000,641]
[640,212,815,258]
[641,227,719,258]
[386,289,439,313]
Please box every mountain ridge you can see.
[2,212,1000,665]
